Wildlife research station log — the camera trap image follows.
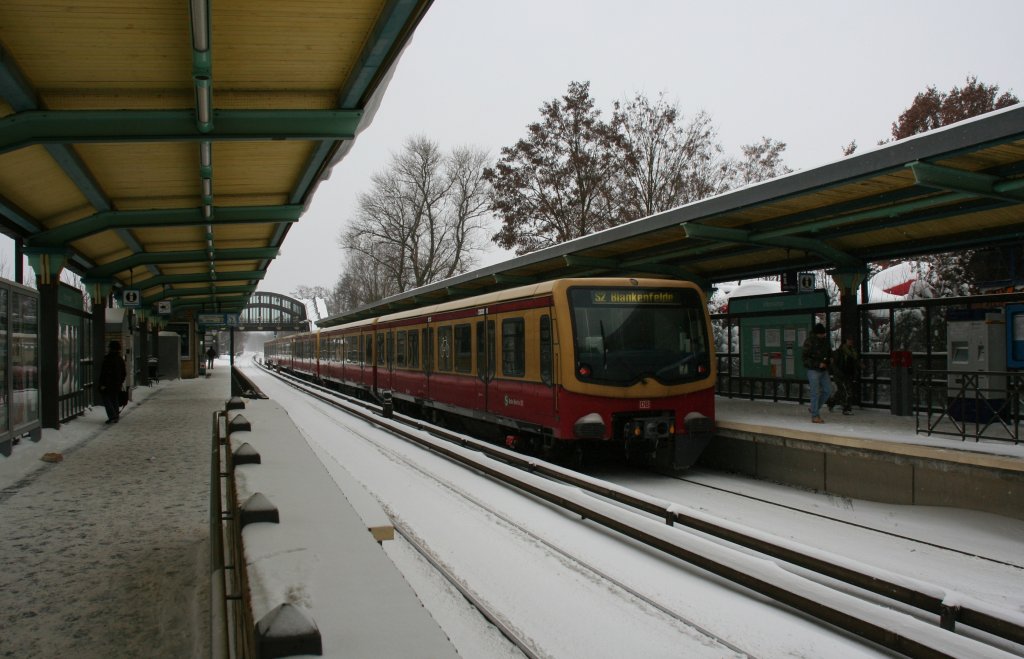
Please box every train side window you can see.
[502,318,525,377]
[408,330,419,369]
[387,331,394,368]
[347,335,358,363]
[540,315,553,386]
[376,333,385,366]
[438,326,452,371]
[396,331,407,368]
[454,323,472,373]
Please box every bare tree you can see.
[613,94,734,220]
[339,136,491,298]
[330,249,403,313]
[729,136,792,187]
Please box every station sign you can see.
[157,300,172,315]
[198,313,241,329]
[198,313,226,327]
[797,272,815,293]
[122,289,141,307]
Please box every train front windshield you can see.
[569,286,711,386]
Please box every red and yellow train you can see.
[264,277,716,470]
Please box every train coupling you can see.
[655,412,714,473]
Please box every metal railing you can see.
[914,370,1023,444]
[211,403,256,658]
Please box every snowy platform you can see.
[709,396,1024,519]
[227,397,459,658]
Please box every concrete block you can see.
[758,442,825,490]
[825,453,914,504]
[255,603,321,658]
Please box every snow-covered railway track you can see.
[670,474,1024,570]
[254,361,1024,657]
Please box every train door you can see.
[475,315,495,413]
[374,330,390,393]
[422,325,434,402]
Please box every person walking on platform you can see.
[802,323,832,424]
[206,345,216,370]
[99,340,127,424]
[829,336,860,415]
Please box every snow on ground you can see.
[242,361,1024,657]
[0,363,227,658]
[3,354,1022,658]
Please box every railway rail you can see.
[255,358,1024,657]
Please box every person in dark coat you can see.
[829,336,860,415]
[99,340,127,423]
[206,345,216,370]
[801,323,832,424]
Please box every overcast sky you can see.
[6,1,1019,298]
[258,0,1023,297]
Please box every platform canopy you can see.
[0,0,431,314]
[323,104,1024,325]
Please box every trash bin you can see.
[890,350,913,416]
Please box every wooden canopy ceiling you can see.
[0,0,432,314]
[324,104,1024,325]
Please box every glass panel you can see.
[396,331,407,367]
[12,292,39,427]
[539,315,552,386]
[438,326,453,371]
[408,330,419,369]
[502,318,525,377]
[569,286,710,386]
[0,288,7,432]
[454,324,472,373]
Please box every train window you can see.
[502,318,525,377]
[568,286,710,385]
[376,333,385,366]
[438,326,452,371]
[454,324,472,373]
[423,327,433,373]
[387,331,394,368]
[475,320,495,380]
[396,331,407,367]
[347,336,359,363]
[540,315,553,385]
[363,334,372,364]
[408,330,419,369]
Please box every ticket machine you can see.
[946,309,1006,421]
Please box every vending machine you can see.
[946,309,1006,421]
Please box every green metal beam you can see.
[0,194,43,234]
[908,161,1024,203]
[132,270,267,290]
[143,285,254,304]
[166,294,252,312]
[88,247,279,279]
[0,109,362,153]
[681,222,863,269]
[28,205,302,247]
